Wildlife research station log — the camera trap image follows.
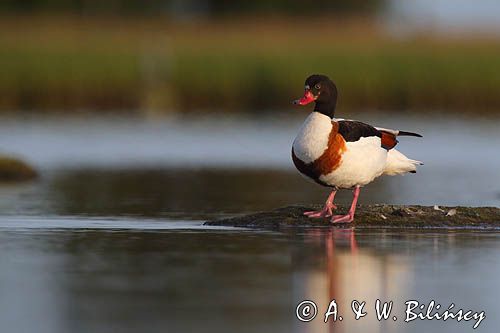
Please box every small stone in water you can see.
[434,205,444,212]
[446,209,457,217]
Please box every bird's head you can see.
[293,74,338,117]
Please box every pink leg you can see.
[331,186,361,223]
[304,190,337,218]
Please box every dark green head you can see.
[293,74,338,118]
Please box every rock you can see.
[0,156,38,182]
[204,205,500,230]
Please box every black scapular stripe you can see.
[337,120,381,142]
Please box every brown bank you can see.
[0,156,37,182]
[205,205,500,230]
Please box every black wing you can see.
[337,120,382,142]
[337,120,400,150]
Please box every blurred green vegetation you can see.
[1,16,500,113]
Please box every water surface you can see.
[0,225,498,333]
[0,113,499,332]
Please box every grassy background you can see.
[1,15,500,113]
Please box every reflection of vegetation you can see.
[1,16,500,112]
[48,168,392,218]
[0,155,37,181]
[49,168,321,218]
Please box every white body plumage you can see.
[292,112,421,189]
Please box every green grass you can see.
[1,15,500,113]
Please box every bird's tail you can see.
[384,149,423,175]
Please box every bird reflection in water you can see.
[293,228,410,333]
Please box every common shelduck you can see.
[292,74,422,223]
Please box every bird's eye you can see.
[315,84,321,90]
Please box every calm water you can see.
[0,114,499,332]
